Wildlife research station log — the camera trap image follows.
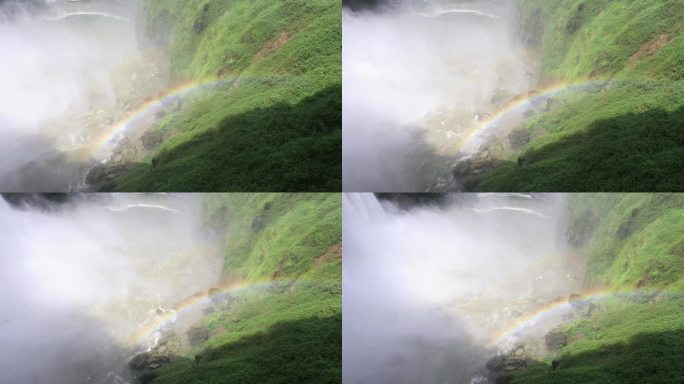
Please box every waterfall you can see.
[343,193,583,383]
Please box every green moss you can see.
[202,193,341,281]
[513,297,684,384]
[117,0,341,191]
[478,0,684,191]
[149,194,341,383]
[512,195,684,383]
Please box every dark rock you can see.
[566,211,595,246]
[104,165,127,180]
[85,165,106,185]
[138,370,158,384]
[494,374,514,384]
[187,326,209,347]
[128,354,148,370]
[517,155,526,167]
[486,355,506,371]
[141,130,164,150]
[545,328,568,351]
[453,160,471,176]
[486,348,529,384]
[507,129,531,149]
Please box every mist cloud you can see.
[0,194,223,383]
[343,1,531,191]
[343,193,582,383]
[0,0,164,191]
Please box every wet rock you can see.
[138,371,157,384]
[104,165,127,180]
[85,165,106,185]
[507,129,531,149]
[129,352,171,383]
[141,130,164,150]
[545,328,568,351]
[187,325,209,347]
[486,347,530,384]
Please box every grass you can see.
[477,0,684,191]
[565,194,684,290]
[513,298,684,384]
[115,0,341,191]
[510,194,684,383]
[202,193,342,280]
[154,284,341,384]
[147,194,342,383]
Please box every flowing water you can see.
[0,194,223,383]
[343,193,587,383]
[343,0,537,192]
[0,0,169,191]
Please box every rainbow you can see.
[130,279,295,347]
[457,78,609,153]
[90,76,238,160]
[490,288,681,347]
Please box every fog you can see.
[0,194,223,383]
[343,193,585,383]
[0,0,168,191]
[343,1,533,191]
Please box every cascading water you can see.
[342,193,587,383]
[0,0,169,192]
[0,194,224,383]
[342,0,537,192]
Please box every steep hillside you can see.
[509,194,684,383]
[114,0,341,191]
[476,0,684,191]
[138,194,341,384]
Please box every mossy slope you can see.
[116,0,341,191]
[512,194,684,383]
[477,0,684,191]
[151,194,341,383]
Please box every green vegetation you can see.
[151,194,341,383]
[512,194,684,383]
[203,193,342,280]
[115,0,341,191]
[513,299,684,384]
[477,0,684,191]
